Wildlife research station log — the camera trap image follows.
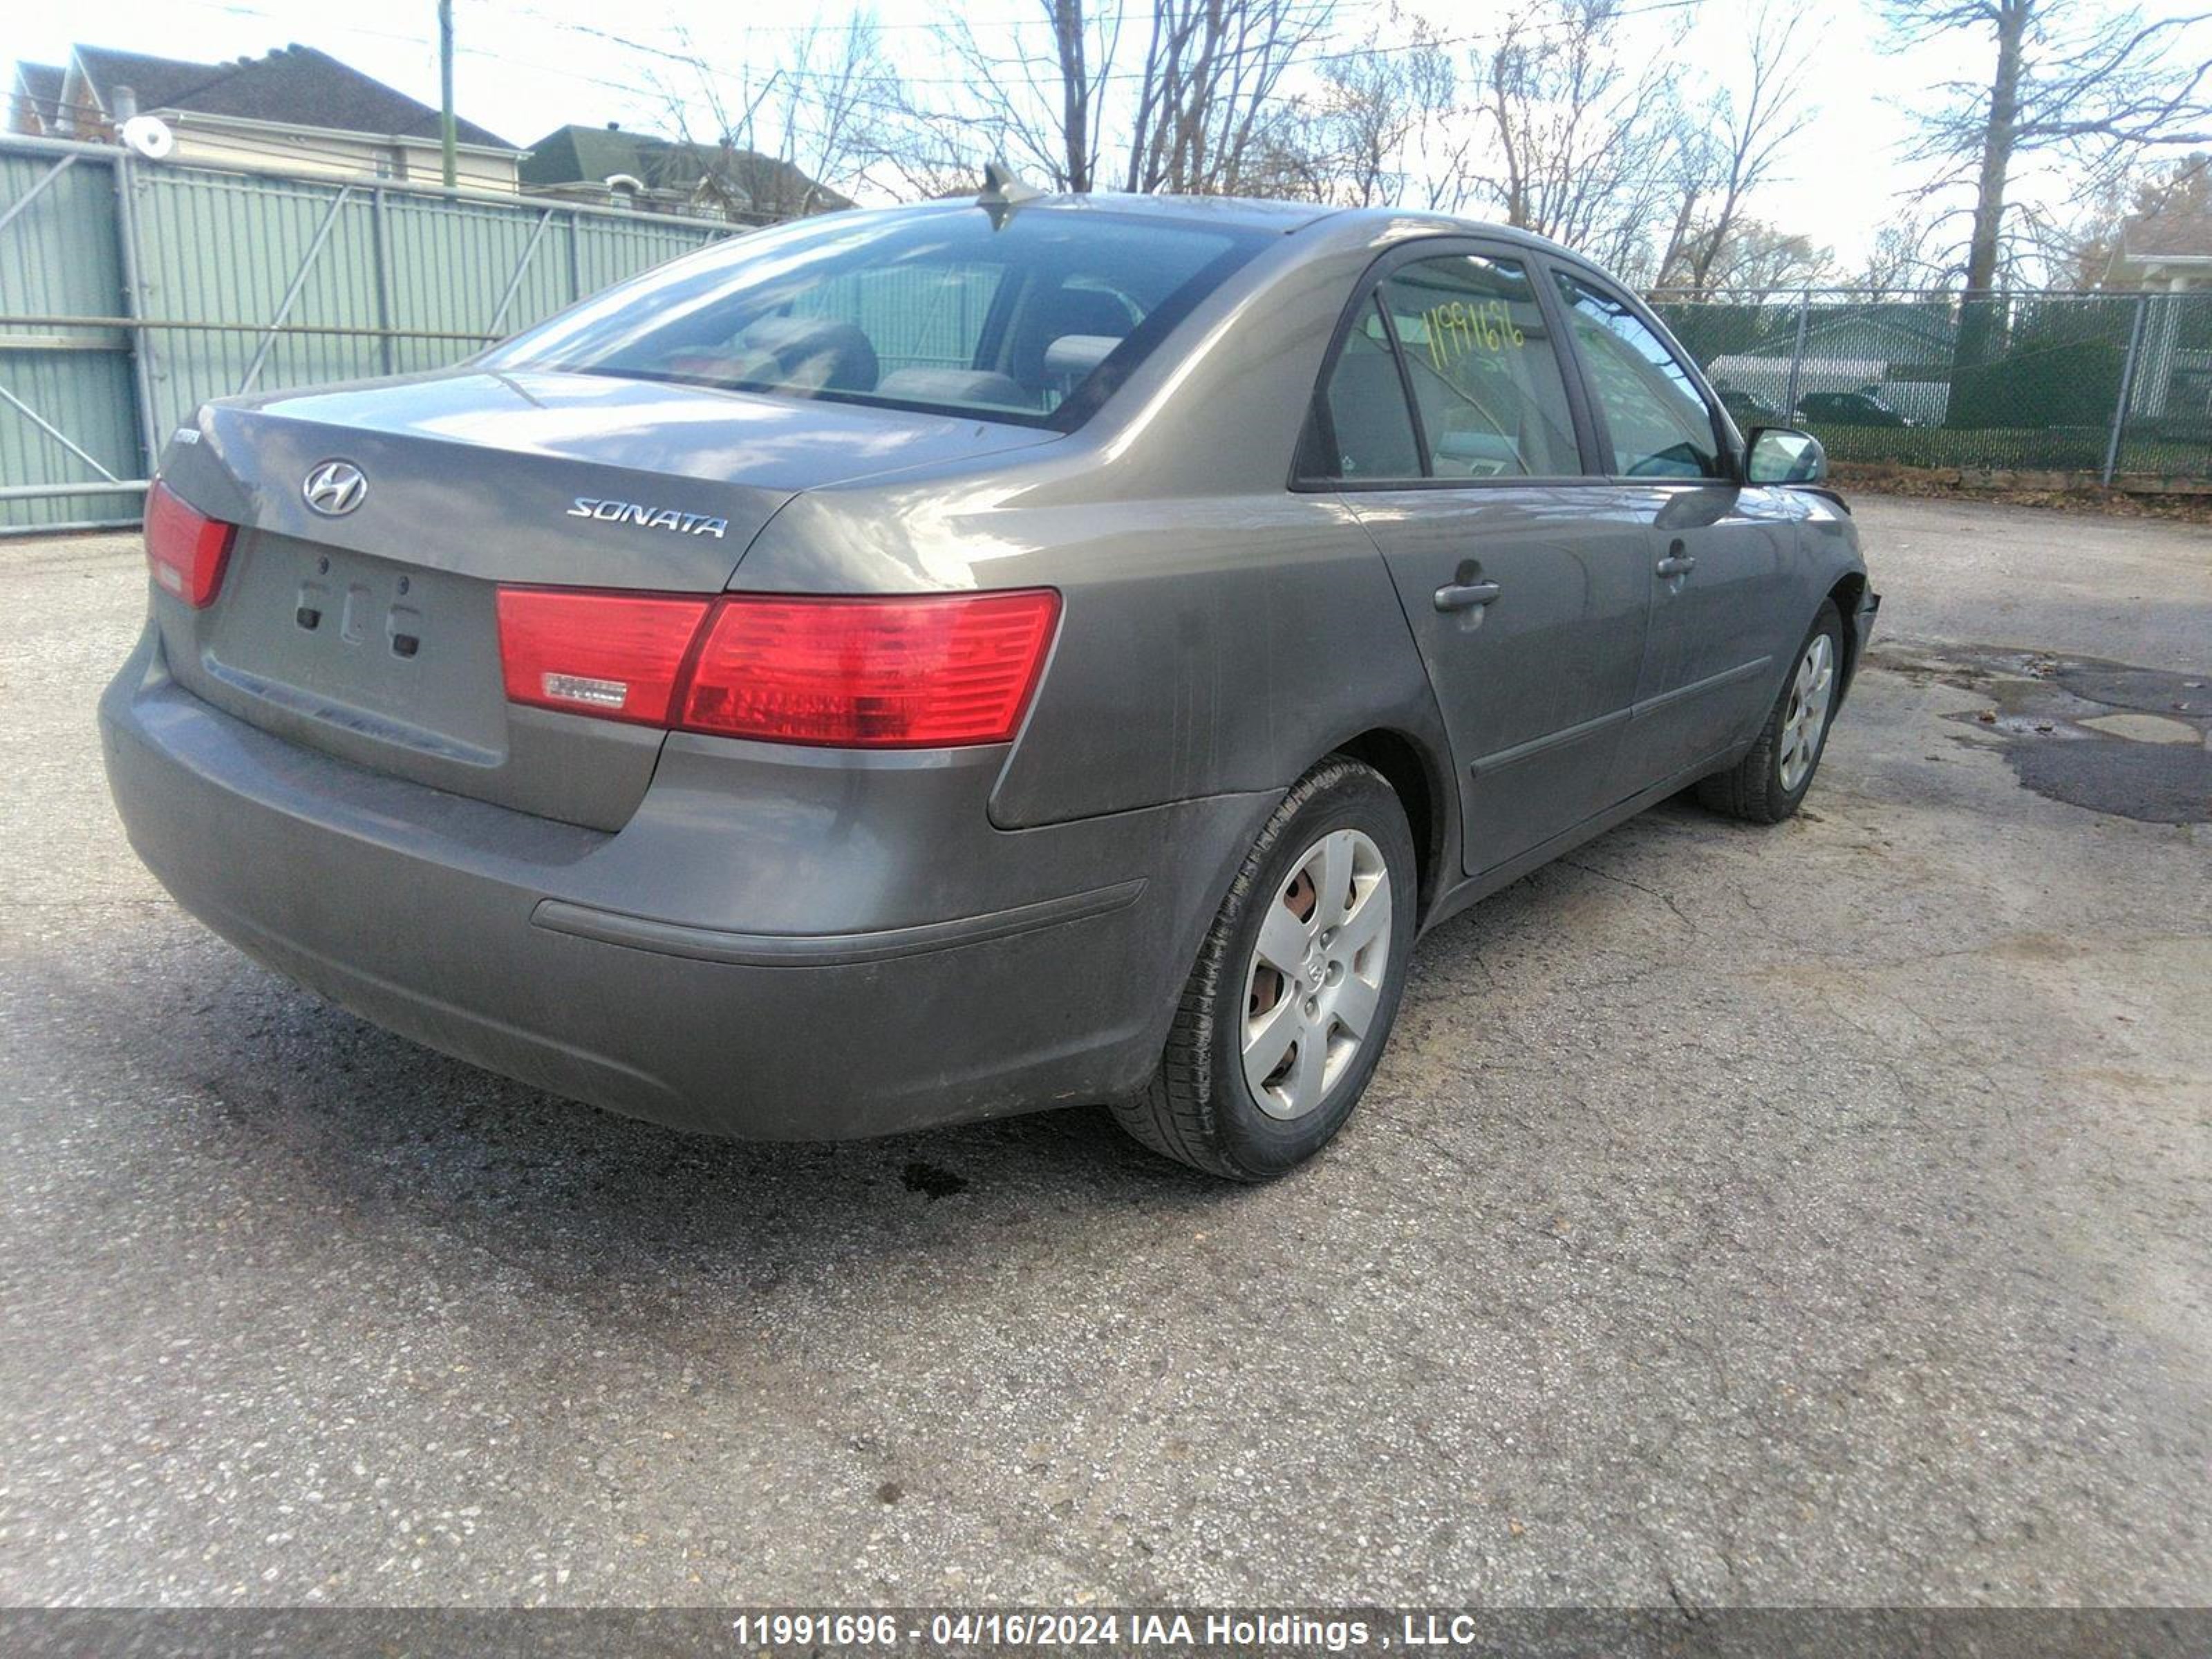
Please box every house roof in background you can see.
[11,61,65,127]
[523,123,652,186]
[520,123,851,211]
[66,43,516,150]
[2121,205,2212,263]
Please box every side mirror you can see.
[1745,426,1826,485]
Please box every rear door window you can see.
[1554,273,1725,479]
[1376,254,1582,479]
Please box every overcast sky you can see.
[15,0,2208,268]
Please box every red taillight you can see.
[494,587,1060,748]
[679,591,1061,747]
[496,588,712,726]
[144,480,235,608]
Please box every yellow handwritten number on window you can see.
[1421,299,1525,371]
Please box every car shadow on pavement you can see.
[21,912,1264,1293]
[23,791,1736,1312]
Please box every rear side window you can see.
[1310,297,1423,481]
[1555,274,1725,478]
[485,208,1264,429]
[1377,254,1580,478]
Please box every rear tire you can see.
[1696,599,1845,825]
[1111,757,1416,1180]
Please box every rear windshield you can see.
[483,207,1267,430]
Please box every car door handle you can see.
[1655,552,1697,579]
[1434,580,1502,612]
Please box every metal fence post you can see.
[0,384,129,483]
[2101,294,2150,488]
[485,208,555,338]
[371,186,396,376]
[0,153,77,236]
[1783,288,1810,418]
[236,184,352,393]
[111,153,165,478]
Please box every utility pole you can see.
[438,0,458,189]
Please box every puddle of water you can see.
[2077,712,2202,747]
[1868,641,2212,825]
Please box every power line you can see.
[13,0,1727,200]
[19,0,1714,114]
[554,0,1711,95]
[512,0,1351,37]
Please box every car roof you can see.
[987,191,1342,232]
[894,191,1593,263]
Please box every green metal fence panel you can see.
[133,165,733,431]
[0,147,140,529]
[131,166,389,438]
[571,210,725,303]
[0,133,736,529]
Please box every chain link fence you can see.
[1651,288,2212,485]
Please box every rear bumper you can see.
[100,629,1269,1139]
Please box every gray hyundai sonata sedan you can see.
[101,189,1877,1179]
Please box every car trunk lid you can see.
[153,370,1056,830]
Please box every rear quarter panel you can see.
[728,226,1453,831]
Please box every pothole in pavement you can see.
[1864,641,2212,825]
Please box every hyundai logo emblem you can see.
[302,459,366,517]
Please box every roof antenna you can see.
[977,160,1043,228]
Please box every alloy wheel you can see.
[1239,827,1394,1121]
[1778,631,1837,794]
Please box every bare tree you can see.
[1888,0,2212,293]
[1850,212,1945,296]
[928,0,1336,198]
[579,0,1845,291]
[1258,0,1825,281]
[1268,24,1456,205]
[1468,0,1683,276]
[582,15,899,218]
[1696,220,1837,297]
[1049,1,1100,189]
[1125,0,1339,192]
[757,16,901,214]
[1653,4,1820,297]
[932,1,1122,190]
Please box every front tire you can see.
[1111,757,1416,1180]
[1696,599,1845,825]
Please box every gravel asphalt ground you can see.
[1,494,2206,1609]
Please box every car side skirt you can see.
[1420,740,1754,938]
